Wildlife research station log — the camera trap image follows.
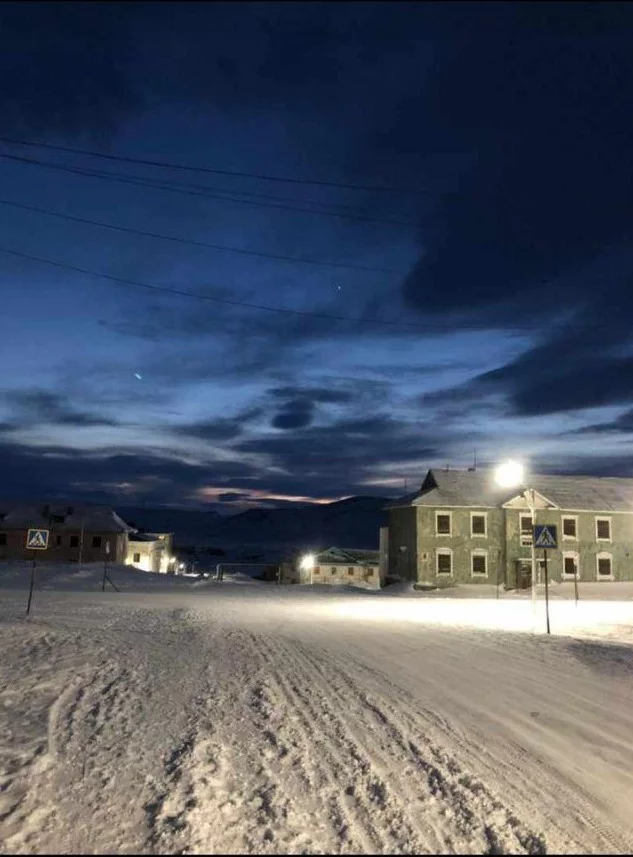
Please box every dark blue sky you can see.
[1,1,632,510]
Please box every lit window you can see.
[436,549,452,575]
[471,553,487,576]
[562,517,577,539]
[596,518,611,541]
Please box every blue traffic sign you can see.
[533,525,557,549]
[26,529,49,550]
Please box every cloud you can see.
[1,389,120,428]
[174,408,263,441]
[570,408,633,436]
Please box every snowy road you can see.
[2,584,633,854]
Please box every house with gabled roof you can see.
[384,469,633,587]
[298,546,382,588]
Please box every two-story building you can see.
[385,469,633,587]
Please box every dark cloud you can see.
[272,399,315,430]
[401,4,633,323]
[570,408,633,436]
[0,2,143,138]
[1,389,120,428]
[174,408,263,441]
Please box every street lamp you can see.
[300,553,315,585]
[494,460,537,612]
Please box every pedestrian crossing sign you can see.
[533,525,557,549]
[26,529,49,550]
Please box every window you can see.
[50,514,65,524]
[436,512,452,536]
[596,553,613,580]
[70,535,79,548]
[562,517,578,540]
[133,552,141,563]
[471,552,487,577]
[92,536,102,548]
[520,515,533,546]
[313,566,320,575]
[596,518,611,541]
[348,567,355,575]
[0,533,6,546]
[330,566,336,575]
[562,553,579,579]
[436,549,452,576]
[56,535,62,546]
[471,513,487,537]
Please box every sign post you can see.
[533,525,557,636]
[25,529,49,615]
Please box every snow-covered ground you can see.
[2,564,633,854]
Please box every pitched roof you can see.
[315,546,380,565]
[385,469,633,513]
[0,503,135,533]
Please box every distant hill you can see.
[118,496,389,551]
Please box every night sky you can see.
[1,2,632,511]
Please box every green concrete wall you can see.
[388,504,633,585]
[387,507,417,580]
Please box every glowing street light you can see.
[494,459,537,616]
[300,553,315,585]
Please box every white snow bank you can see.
[0,561,196,591]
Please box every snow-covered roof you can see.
[0,504,136,533]
[385,469,633,513]
[315,547,380,566]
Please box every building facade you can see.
[386,469,633,586]
[0,504,134,564]
[298,547,382,588]
[126,532,175,573]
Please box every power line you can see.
[0,152,421,228]
[0,243,592,334]
[0,243,528,332]
[0,198,403,274]
[0,135,430,196]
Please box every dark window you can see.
[50,514,65,524]
[313,566,320,575]
[437,552,452,575]
[133,552,141,563]
[0,533,6,546]
[472,554,487,575]
[471,515,486,536]
[563,518,577,538]
[66,506,74,516]
[92,536,102,548]
[56,535,62,546]
[436,514,451,535]
[564,556,578,576]
[596,519,611,540]
[348,567,355,575]
[520,516,533,543]
[70,535,79,548]
[330,567,336,575]
[598,557,612,577]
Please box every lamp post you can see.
[300,553,315,585]
[494,460,537,615]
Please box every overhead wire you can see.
[0,243,539,332]
[0,152,422,228]
[0,198,403,274]
[0,135,430,195]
